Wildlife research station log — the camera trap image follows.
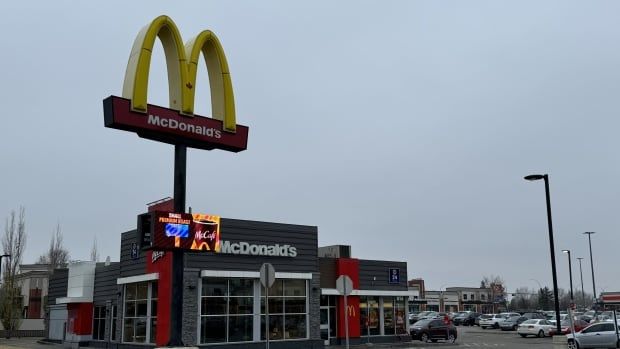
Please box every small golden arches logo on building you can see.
[347,305,356,317]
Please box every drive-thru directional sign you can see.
[260,263,276,288]
[336,275,353,296]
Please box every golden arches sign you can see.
[104,16,248,153]
[122,15,236,133]
[347,305,356,317]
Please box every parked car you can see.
[548,319,589,336]
[548,313,567,325]
[409,318,457,343]
[453,311,480,326]
[500,316,527,331]
[576,314,592,323]
[476,314,492,327]
[567,321,620,349]
[591,311,615,323]
[417,311,439,321]
[480,314,508,329]
[410,311,432,324]
[517,319,555,338]
[522,312,547,320]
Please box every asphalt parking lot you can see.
[0,328,564,349]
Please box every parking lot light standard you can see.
[583,232,597,304]
[524,174,561,334]
[562,250,574,301]
[576,257,586,310]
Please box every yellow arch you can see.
[122,15,237,132]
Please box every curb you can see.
[330,341,460,348]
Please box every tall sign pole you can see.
[104,16,249,347]
[170,144,187,345]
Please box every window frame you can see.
[198,277,309,344]
[92,305,107,341]
[121,281,157,344]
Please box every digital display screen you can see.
[165,223,189,238]
[147,211,221,251]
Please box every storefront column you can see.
[335,258,360,340]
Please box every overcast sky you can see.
[2,1,620,295]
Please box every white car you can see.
[480,314,507,329]
[567,321,620,349]
[517,319,555,338]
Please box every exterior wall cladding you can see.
[89,218,323,349]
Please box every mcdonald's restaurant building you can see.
[47,212,412,348]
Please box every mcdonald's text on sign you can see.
[103,15,248,152]
[104,97,248,152]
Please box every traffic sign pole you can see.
[260,263,275,349]
[336,275,353,349]
[344,283,349,349]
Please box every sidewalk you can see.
[329,341,459,349]
[0,337,54,349]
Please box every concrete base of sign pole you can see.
[552,334,567,349]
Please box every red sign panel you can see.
[103,96,248,152]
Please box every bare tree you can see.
[480,275,505,289]
[90,236,100,262]
[37,224,69,272]
[1,207,27,337]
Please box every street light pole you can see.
[524,174,561,334]
[576,257,585,310]
[584,232,597,304]
[562,250,574,301]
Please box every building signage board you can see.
[138,211,221,252]
[220,240,297,257]
[388,268,400,284]
[103,96,248,152]
[103,15,249,153]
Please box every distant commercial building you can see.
[406,280,504,313]
[445,287,495,313]
[0,263,50,337]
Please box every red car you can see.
[549,319,589,336]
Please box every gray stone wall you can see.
[182,268,200,345]
[309,272,321,340]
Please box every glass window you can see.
[383,298,394,335]
[260,279,308,341]
[200,278,256,343]
[123,281,157,343]
[360,297,369,336]
[285,314,307,339]
[463,294,468,300]
[230,279,253,297]
[394,297,406,334]
[199,277,308,344]
[203,278,228,297]
[228,315,253,342]
[284,280,306,296]
[201,316,226,343]
[601,323,616,332]
[111,305,118,341]
[368,297,380,336]
[93,306,106,340]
